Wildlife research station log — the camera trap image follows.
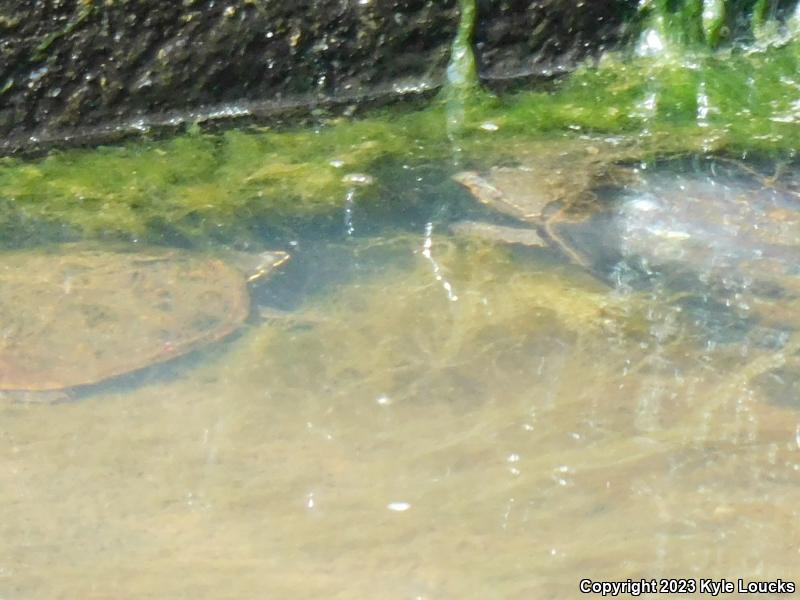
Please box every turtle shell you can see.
[0,245,275,392]
[456,155,800,335]
[549,159,800,289]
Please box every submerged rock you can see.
[0,1,638,154]
[0,0,461,153]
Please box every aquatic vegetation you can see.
[253,238,646,398]
[638,0,798,47]
[488,43,800,154]
[5,5,800,597]
[0,125,397,244]
[444,0,479,97]
[2,1,800,244]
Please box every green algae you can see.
[3,5,800,245]
[0,125,400,245]
[445,0,479,97]
[487,39,800,154]
[256,236,649,397]
[703,0,728,46]
[639,0,792,47]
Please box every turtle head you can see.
[223,250,290,283]
[244,251,291,283]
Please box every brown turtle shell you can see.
[0,245,282,392]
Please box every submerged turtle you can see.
[451,137,639,267]
[0,244,289,400]
[453,145,800,404]
[453,147,800,288]
[456,142,800,325]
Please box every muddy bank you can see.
[0,0,636,154]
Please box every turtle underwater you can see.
[452,141,800,408]
[451,136,639,269]
[0,244,290,401]
[452,139,800,337]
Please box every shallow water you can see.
[1,154,799,598]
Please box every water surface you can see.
[1,154,799,599]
